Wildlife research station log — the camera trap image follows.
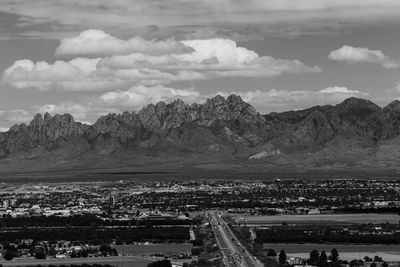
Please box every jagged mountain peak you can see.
[337,97,380,110]
[44,112,52,121]
[384,99,400,112]
[4,95,400,173]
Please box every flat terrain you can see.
[263,243,400,253]
[235,214,400,225]
[0,256,152,267]
[0,165,398,183]
[112,243,193,256]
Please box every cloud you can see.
[3,31,320,91]
[2,58,130,92]
[98,37,321,79]
[98,85,201,109]
[55,29,193,57]
[328,45,399,69]
[319,86,361,94]
[2,0,400,39]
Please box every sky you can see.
[1,0,400,130]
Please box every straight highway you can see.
[208,211,263,267]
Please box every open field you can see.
[264,243,400,253]
[0,256,152,267]
[112,243,193,256]
[235,214,400,225]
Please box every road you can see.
[208,211,263,267]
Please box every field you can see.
[0,256,152,267]
[264,243,400,262]
[112,243,193,256]
[235,213,400,225]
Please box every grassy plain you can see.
[236,214,400,225]
[112,243,193,256]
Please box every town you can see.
[0,178,398,266]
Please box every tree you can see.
[309,249,320,265]
[35,250,46,259]
[350,259,364,267]
[331,248,339,262]
[267,249,277,257]
[279,249,286,265]
[364,256,372,262]
[147,260,172,267]
[374,256,383,262]
[3,250,15,261]
[319,251,328,267]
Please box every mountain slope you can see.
[2,95,400,173]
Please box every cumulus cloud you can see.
[328,45,399,69]
[1,58,127,92]
[3,31,320,91]
[98,38,320,80]
[55,29,193,57]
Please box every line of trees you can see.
[0,215,192,228]
[271,248,389,267]
[0,227,189,245]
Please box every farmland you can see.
[235,213,400,225]
[112,243,193,256]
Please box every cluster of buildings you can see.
[0,178,399,219]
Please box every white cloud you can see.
[55,29,192,57]
[97,37,321,80]
[328,45,399,69]
[1,58,126,92]
[3,32,320,91]
[319,86,361,94]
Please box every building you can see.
[109,196,116,206]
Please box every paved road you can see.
[208,211,263,267]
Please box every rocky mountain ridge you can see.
[2,95,400,172]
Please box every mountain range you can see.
[2,95,400,176]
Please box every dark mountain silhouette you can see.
[1,95,400,174]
